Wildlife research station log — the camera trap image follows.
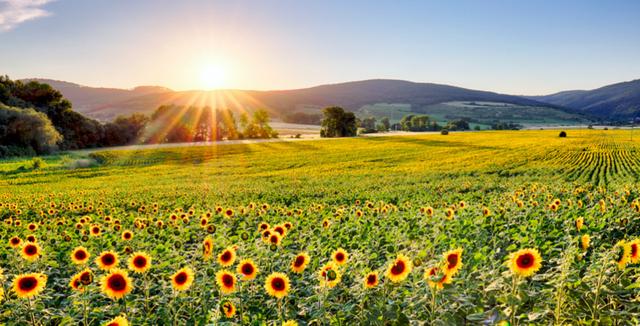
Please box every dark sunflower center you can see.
[632,244,638,257]
[270,236,278,243]
[124,233,131,239]
[275,227,284,235]
[260,224,268,230]
[516,253,534,268]
[75,250,87,260]
[294,256,305,267]
[226,210,232,215]
[80,272,92,284]
[336,253,345,261]
[391,260,406,275]
[224,303,232,312]
[134,256,147,268]
[367,274,377,284]
[175,272,187,285]
[271,278,284,290]
[447,254,458,268]
[102,254,115,265]
[11,238,20,245]
[107,274,126,291]
[92,227,99,233]
[242,264,254,275]
[25,245,37,255]
[222,274,234,286]
[221,251,231,262]
[18,276,38,291]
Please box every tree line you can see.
[0,77,276,158]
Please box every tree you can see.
[446,119,470,131]
[0,104,61,156]
[359,117,377,133]
[320,106,357,138]
[377,117,390,132]
[103,114,149,146]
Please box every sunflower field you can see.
[3,129,640,325]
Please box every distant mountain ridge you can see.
[527,79,640,120]
[22,78,583,122]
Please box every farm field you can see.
[3,129,640,325]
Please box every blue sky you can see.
[1,0,639,94]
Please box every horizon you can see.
[2,0,640,95]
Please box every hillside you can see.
[529,79,640,120]
[24,78,581,123]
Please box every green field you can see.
[357,101,589,128]
[3,130,640,325]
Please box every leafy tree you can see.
[103,114,149,146]
[320,106,357,137]
[0,104,61,156]
[377,117,390,132]
[446,119,470,131]
[359,117,377,133]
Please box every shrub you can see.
[31,157,45,170]
[559,131,567,137]
[441,129,449,135]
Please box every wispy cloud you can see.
[0,0,54,32]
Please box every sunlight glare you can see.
[199,64,226,90]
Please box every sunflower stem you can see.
[510,275,518,326]
[28,297,37,326]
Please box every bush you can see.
[441,129,449,135]
[559,131,567,137]
[31,157,45,170]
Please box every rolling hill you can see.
[24,79,586,125]
[528,79,640,120]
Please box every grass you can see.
[2,129,640,324]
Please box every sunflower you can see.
[508,248,543,277]
[318,262,341,288]
[103,315,129,326]
[71,246,90,265]
[630,239,640,264]
[79,268,93,285]
[26,234,36,243]
[101,268,133,300]
[121,230,133,241]
[217,247,236,267]
[27,223,37,231]
[20,242,41,262]
[13,273,47,298]
[331,248,349,266]
[224,208,234,218]
[8,236,22,248]
[203,236,214,261]
[215,270,236,294]
[580,234,591,252]
[268,233,282,246]
[69,272,84,292]
[221,301,236,318]
[291,253,310,273]
[96,251,119,271]
[237,259,258,280]
[482,207,491,217]
[364,272,379,289]
[265,272,290,299]
[614,240,631,269]
[171,267,195,291]
[424,267,451,290]
[385,254,413,283]
[442,248,463,276]
[575,217,584,231]
[128,252,152,274]
[283,321,298,326]
[90,225,101,237]
[273,225,286,237]
[258,222,270,232]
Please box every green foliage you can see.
[320,106,357,137]
[31,157,45,170]
[0,103,61,156]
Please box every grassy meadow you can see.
[3,129,640,325]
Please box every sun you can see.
[199,64,226,90]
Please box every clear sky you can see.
[1,0,639,95]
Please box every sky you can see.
[0,0,639,95]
